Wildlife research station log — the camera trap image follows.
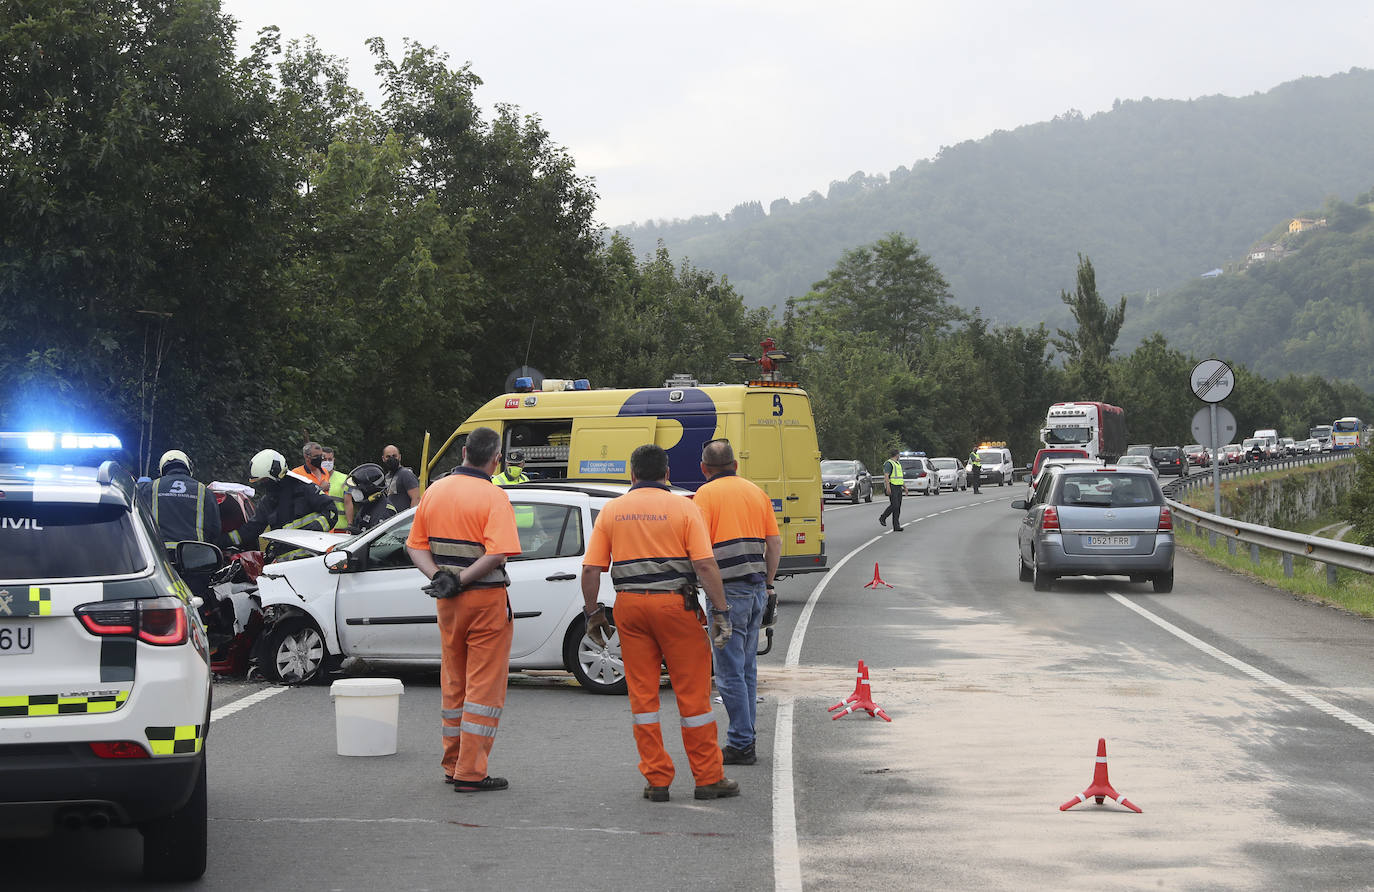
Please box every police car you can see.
[0,432,214,881]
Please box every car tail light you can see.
[77,597,188,646]
[1158,506,1173,531]
[1041,506,1060,531]
[89,741,150,759]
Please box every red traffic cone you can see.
[1059,738,1141,813]
[863,562,894,589]
[827,660,892,722]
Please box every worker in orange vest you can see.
[581,443,738,803]
[405,427,521,793]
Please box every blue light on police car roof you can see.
[17,431,122,450]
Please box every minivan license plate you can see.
[1086,535,1131,547]
[0,624,34,655]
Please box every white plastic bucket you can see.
[330,678,404,756]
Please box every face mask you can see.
[383,457,401,473]
[321,460,334,472]
[309,455,323,468]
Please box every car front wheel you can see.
[564,609,627,695]
[262,616,328,684]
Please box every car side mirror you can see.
[324,550,351,573]
[175,540,222,573]
[1010,499,1030,510]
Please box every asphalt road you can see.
[9,481,1374,890]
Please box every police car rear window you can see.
[0,503,145,579]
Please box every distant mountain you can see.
[614,69,1374,331]
[1121,196,1374,392]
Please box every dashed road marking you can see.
[210,685,289,722]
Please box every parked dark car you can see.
[821,459,873,503]
[1151,446,1184,476]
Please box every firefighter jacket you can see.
[349,493,398,534]
[226,471,337,554]
[138,471,222,550]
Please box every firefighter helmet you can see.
[249,448,286,482]
[346,462,387,501]
[158,449,192,475]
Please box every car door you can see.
[504,491,591,660]
[333,513,435,660]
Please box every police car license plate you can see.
[1086,535,1131,547]
[0,624,34,655]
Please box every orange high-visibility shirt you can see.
[692,471,779,582]
[584,482,714,592]
[292,464,330,489]
[406,467,521,588]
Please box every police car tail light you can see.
[1157,507,1173,532]
[1040,506,1061,531]
[76,597,188,646]
[90,741,150,759]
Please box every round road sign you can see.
[1191,406,1237,449]
[1191,359,1234,403]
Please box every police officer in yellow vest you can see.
[878,448,904,532]
[493,450,531,486]
[968,449,983,494]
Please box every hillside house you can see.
[1289,217,1328,233]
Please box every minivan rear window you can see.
[1057,473,1161,507]
[0,503,146,579]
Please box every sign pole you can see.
[1210,403,1221,515]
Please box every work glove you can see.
[584,605,613,648]
[422,567,461,599]
[762,587,778,628]
[709,609,733,649]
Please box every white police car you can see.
[0,432,215,881]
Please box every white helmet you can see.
[158,449,192,475]
[249,448,287,481]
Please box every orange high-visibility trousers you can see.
[615,591,723,788]
[437,586,513,781]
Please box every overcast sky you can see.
[220,1,1372,229]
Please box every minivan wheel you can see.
[1152,570,1174,594]
[1032,557,1054,591]
[1018,553,1033,582]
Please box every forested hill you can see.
[1121,196,1374,393]
[614,69,1374,326]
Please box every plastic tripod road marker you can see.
[827,660,892,722]
[1059,738,1142,813]
[863,563,894,589]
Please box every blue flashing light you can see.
[573,378,591,391]
[6,431,123,451]
[514,377,534,393]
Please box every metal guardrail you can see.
[1161,452,1373,579]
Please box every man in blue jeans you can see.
[694,439,782,765]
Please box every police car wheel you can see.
[263,617,329,684]
[563,610,627,695]
[141,757,208,881]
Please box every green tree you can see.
[1343,447,1374,547]
[1052,254,1126,399]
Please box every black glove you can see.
[584,605,613,648]
[762,586,778,628]
[422,567,461,599]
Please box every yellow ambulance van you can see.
[426,375,826,576]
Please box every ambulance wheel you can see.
[141,756,207,881]
[564,609,627,695]
[263,616,328,684]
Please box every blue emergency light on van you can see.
[514,377,534,392]
[573,379,591,390]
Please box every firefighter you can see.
[225,449,338,561]
[345,463,397,534]
[405,427,521,793]
[580,443,739,803]
[493,449,531,486]
[968,448,983,494]
[694,438,781,767]
[878,448,905,531]
[138,449,222,552]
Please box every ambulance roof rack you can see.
[664,374,699,388]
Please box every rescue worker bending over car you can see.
[580,443,740,803]
[224,448,337,561]
[345,463,398,534]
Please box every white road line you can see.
[1107,592,1374,736]
[210,685,289,722]
[772,699,802,891]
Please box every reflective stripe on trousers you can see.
[615,591,723,788]
[437,586,513,781]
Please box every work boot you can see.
[694,778,741,800]
[643,784,670,802]
[893,525,903,532]
[878,515,887,527]
[452,776,509,793]
[721,744,757,765]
